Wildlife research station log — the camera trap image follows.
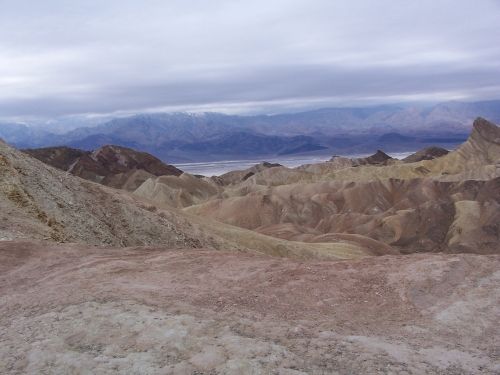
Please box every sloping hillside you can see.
[0,140,209,247]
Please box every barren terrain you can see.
[1,118,499,374]
[1,241,499,374]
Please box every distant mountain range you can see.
[2,100,500,162]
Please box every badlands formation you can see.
[1,117,499,374]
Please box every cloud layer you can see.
[1,0,500,118]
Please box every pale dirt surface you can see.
[1,241,499,374]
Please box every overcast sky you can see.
[1,0,500,119]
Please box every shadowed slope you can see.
[402,146,449,163]
[24,144,183,191]
[214,161,282,186]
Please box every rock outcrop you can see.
[24,144,182,191]
[433,117,500,173]
[23,146,87,170]
[134,173,222,208]
[213,161,282,186]
[402,146,449,163]
[329,149,394,166]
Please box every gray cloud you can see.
[1,0,500,119]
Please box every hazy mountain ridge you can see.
[1,100,499,162]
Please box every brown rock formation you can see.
[402,146,449,163]
[24,144,182,191]
[329,149,394,166]
[213,161,282,186]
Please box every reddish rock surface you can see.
[1,241,498,374]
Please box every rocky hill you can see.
[402,146,449,163]
[214,161,283,186]
[185,118,500,255]
[0,140,208,247]
[24,145,182,191]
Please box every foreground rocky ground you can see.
[1,241,499,374]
